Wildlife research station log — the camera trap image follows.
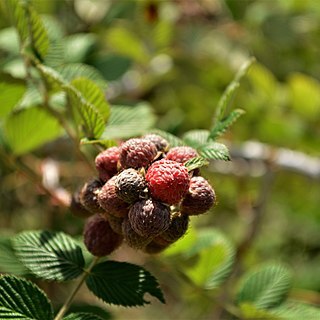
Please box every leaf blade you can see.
[0,275,54,320]
[236,264,293,310]
[86,261,165,307]
[13,230,85,282]
[198,142,230,161]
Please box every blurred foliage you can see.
[0,0,319,319]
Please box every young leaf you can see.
[102,104,156,140]
[149,129,185,147]
[236,264,292,310]
[209,109,245,141]
[13,230,85,282]
[272,301,320,319]
[27,6,49,60]
[213,57,255,124]
[64,85,105,139]
[184,156,209,172]
[0,73,26,118]
[63,313,104,320]
[184,229,235,289]
[183,129,210,148]
[56,63,107,89]
[36,63,66,91]
[4,105,62,155]
[239,303,280,319]
[0,237,28,275]
[0,275,54,319]
[198,142,230,161]
[71,77,110,121]
[86,261,165,307]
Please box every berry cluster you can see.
[70,134,216,256]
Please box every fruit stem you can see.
[54,257,100,320]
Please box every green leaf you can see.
[27,6,49,60]
[0,27,20,54]
[184,156,209,172]
[4,105,62,155]
[198,142,230,161]
[209,109,245,141]
[184,229,235,289]
[0,275,54,319]
[65,85,105,139]
[239,303,280,319]
[13,230,85,282]
[3,0,49,60]
[36,63,66,91]
[86,261,165,307]
[0,73,26,118]
[272,301,320,319]
[64,33,96,63]
[149,129,185,147]
[63,313,104,320]
[236,264,292,310]
[71,77,110,121]
[213,57,254,125]
[66,305,111,320]
[106,26,149,63]
[183,130,210,148]
[0,237,28,275]
[56,63,107,89]
[102,104,156,140]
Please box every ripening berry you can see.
[166,146,198,164]
[104,213,124,235]
[122,218,152,249]
[114,169,148,203]
[142,241,170,254]
[83,214,123,256]
[143,134,169,152]
[128,198,171,238]
[70,191,93,218]
[160,212,189,243]
[79,179,104,214]
[146,159,190,205]
[181,176,215,215]
[119,138,157,169]
[95,146,120,182]
[98,176,129,218]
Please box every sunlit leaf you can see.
[0,73,26,118]
[0,275,54,319]
[236,264,292,310]
[71,77,109,121]
[86,261,165,307]
[209,109,245,141]
[13,230,85,282]
[4,105,62,155]
[63,313,104,320]
[184,156,209,172]
[102,104,156,140]
[183,130,210,148]
[65,85,105,139]
[198,142,230,161]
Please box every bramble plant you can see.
[1,1,320,320]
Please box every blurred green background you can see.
[0,0,319,319]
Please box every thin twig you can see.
[54,257,100,320]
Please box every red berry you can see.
[119,138,157,169]
[95,147,120,182]
[128,198,171,237]
[146,159,190,205]
[83,214,123,257]
[98,176,129,218]
[181,176,215,215]
[166,146,198,164]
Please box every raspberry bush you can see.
[1,1,316,320]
